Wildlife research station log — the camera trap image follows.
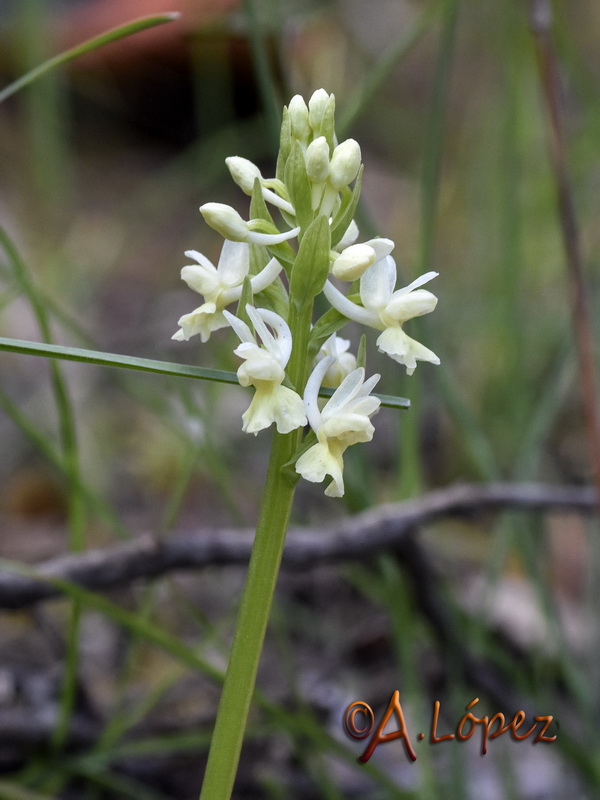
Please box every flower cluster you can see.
[173,89,440,496]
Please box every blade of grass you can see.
[400,0,461,498]
[0,14,181,103]
[0,338,409,409]
[270,606,345,800]
[0,227,86,755]
[337,0,446,136]
[0,336,240,384]
[15,0,72,215]
[243,0,281,152]
[66,763,170,800]
[0,559,416,799]
[0,388,130,539]
[0,782,56,800]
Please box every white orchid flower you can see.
[200,203,300,245]
[172,241,283,343]
[224,306,307,436]
[318,138,362,218]
[331,237,395,281]
[289,94,311,142]
[308,89,331,135]
[328,139,361,191]
[296,358,380,497]
[324,257,440,375]
[315,334,357,388]
[225,157,295,215]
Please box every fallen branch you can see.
[0,482,595,609]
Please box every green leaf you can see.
[308,307,350,355]
[266,241,296,271]
[276,106,292,182]
[330,165,364,247]
[248,229,289,318]
[236,277,254,327]
[356,334,367,370]
[289,216,331,307]
[248,242,268,276]
[250,177,274,224]
[255,276,289,319]
[320,95,337,152]
[0,337,409,408]
[0,337,240,386]
[284,141,313,232]
[0,14,180,104]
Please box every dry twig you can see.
[0,482,595,609]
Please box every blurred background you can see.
[0,0,600,797]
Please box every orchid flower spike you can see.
[200,203,300,245]
[172,241,282,343]
[224,306,307,436]
[315,334,357,388]
[324,257,440,375]
[296,358,381,497]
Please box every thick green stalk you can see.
[198,297,313,800]
[197,430,296,800]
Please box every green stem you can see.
[198,430,297,800]
[199,296,313,800]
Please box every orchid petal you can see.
[321,367,365,420]
[246,226,301,245]
[246,306,281,363]
[383,289,438,324]
[360,255,396,312]
[304,356,333,431]
[323,280,378,326]
[217,240,250,287]
[394,270,439,296]
[250,257,283,294]
[223,309,254,343]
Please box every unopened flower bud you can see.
[308,88,330,133]
[332,243,376,281]
[200,203,249,241]
[329,139,361,190]
[226,156,262,195]
[305,136,330,183]
[288,95,310,141]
